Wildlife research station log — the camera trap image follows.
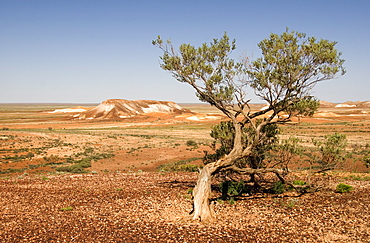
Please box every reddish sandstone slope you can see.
[75,99,192,120]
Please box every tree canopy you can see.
[153,29,345,222]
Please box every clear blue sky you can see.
[1,0,369,103]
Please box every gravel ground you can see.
[1,172,369,242]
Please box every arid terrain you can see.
[1,101,370,242]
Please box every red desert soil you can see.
[2,102,370,242]
[1,172,369,242]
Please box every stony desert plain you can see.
[1,102,370,242]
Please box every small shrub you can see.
[311,133,348,170]
[178,164,199,172]
[60,206,73,211]
[186,140,198,148]
[219,180,248,199]
[335,183,353,193]
[157,158,201,172]
[56,163,90,173]
[26,152,34,159]
[272,181,285,194]
[292,180,306,186]
[290,180,310,193]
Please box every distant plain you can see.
[1,102,370,175]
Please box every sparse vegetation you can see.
[335,183,353,193]
[311,133,348,171]
[1,103,370,242]
[0,106,370,242]
[60,206,73,211]
[157,158,202,172]
[186,140,198,149]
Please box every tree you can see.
[153,29,345,222]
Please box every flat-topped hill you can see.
[73,99,192,120]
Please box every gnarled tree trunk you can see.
[191,121,246,222]
[191,163,216,222]
[191,147,246,222]
[191,145,289,222]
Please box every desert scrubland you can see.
[1,102,370,242]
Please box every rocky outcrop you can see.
[75,99,191,119]
[319,100,337,108]
[335,101,370,108]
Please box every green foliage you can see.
[272,181,285,194]
[186,140,198,149]
[219,180,249,199]
[292,180,307,186]
[60,206,73,211]
[311,133,348,170]
[228,197,236,205]
[157,157,201,172]
[56,162,91,173]
[57,147,114,174]
[290,180,311,193]
[43,155,63,164]
[178,164,199,172]
[153,32,240,106]
[2,152,35,162]
[285,97,320,121]
[249,29,345,104]
[154,30,346,199]
[335,183,353,193]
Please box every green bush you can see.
[157,158,201,172]
[311,133,348,170]
[178,164,199,172]
[26,152,34,159]
[335,183,353,193]
[60,206,73,211]
[56,162,90,173]
[290,180,310,193]
[272,181,285,194]
[219,180,248,199]
[186,140,198,149]
[292,180,306,186]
